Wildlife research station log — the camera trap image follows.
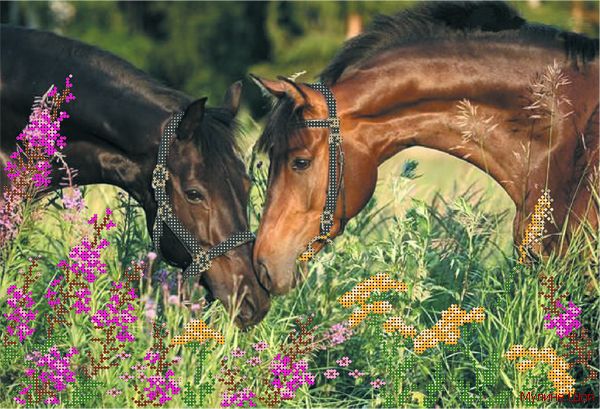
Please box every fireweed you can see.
[1,76,75,248]
[217,316,319,407]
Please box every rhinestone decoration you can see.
[295,82,343,262]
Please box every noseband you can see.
[295,83,347,261]
[151,112,255,278]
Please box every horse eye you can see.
[291,158,311,171]
[185,189,205,203]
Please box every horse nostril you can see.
[256,260,273,292]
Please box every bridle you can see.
[151,112,255,278]
[295,83,347,261]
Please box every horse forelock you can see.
[257,95,303,166]
[195,107,245,183]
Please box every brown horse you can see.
[1,25,270,326]
[251,2,599,295]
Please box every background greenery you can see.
[1,1,598,408]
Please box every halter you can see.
[151,112,255,278]
[295,83,347,261]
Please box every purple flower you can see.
[252,341,269,352]
[107,388,122,397]
[324,369,339,380]
[4,285,38,342]
[324,322,353,347]
[348,369,365,378]
[269,356,315,397]
[90,292,137,343]
[370,378,386,389]
[147,251,157,261]
[18,345,78,405]
[167,295,179,305]
[544,300,582,339]
[62,187,85,212]
[144,351,161,364]
[221,388,256,408]
[142,369,181,404]
[336,356,352,367]
[231,347,246,358]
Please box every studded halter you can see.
[151,113,255,278]
[296,83,347,261]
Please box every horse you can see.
[251,1,599,295]
[0,25,270,327]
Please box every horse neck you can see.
[2,27,192,209]
[334,41,597,230]
[60,83,189,208]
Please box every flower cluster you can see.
[144,369,181,405]
[270,355,315,400]
[15,346,78,405]
[90,278,139,343]
[2,258,42,346]
[505,345,575,396]
[218,317,319,408]
[413,305,485,354]
[83,262,143,378]
[337,273,408,329]
[0,76,75,248]
[4,285,37,342]
[322,321,353,346]
[46,209,116,333]
[221,388,257,407]
[543,300,581,339]
[129,322,182,406]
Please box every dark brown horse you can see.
[1,25,270,327]
[252,2,599,295]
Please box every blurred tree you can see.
[1,0,596,119]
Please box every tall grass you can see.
[0,115,597,408]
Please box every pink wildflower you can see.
[348,369,365,378]
[324,369,339,380]
[370,378,386,389]
[336,356,352,367]
[107,388,122,397]
[252,340,269,351]
[246,356,261,366]
[231,347,246,358]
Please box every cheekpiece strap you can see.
[151,113,255,278]
[295,83,343,261]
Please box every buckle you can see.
[328,117,340,128]
[320,210,334,230]
[152,165,169,189]
[298,234,332,261]
[329,130,341,146]
[192,249,211,272]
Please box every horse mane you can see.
[256,94,300,161]
[320,1,599,85]
[199,107,243,177]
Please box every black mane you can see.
[320,1,598,84]
[199,107,243,177]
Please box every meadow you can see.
[1,102,598,409]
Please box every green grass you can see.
[0,112,597,408]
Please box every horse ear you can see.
[223,80,243,116]
[178,97,207,140]
[249,74,306,107]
